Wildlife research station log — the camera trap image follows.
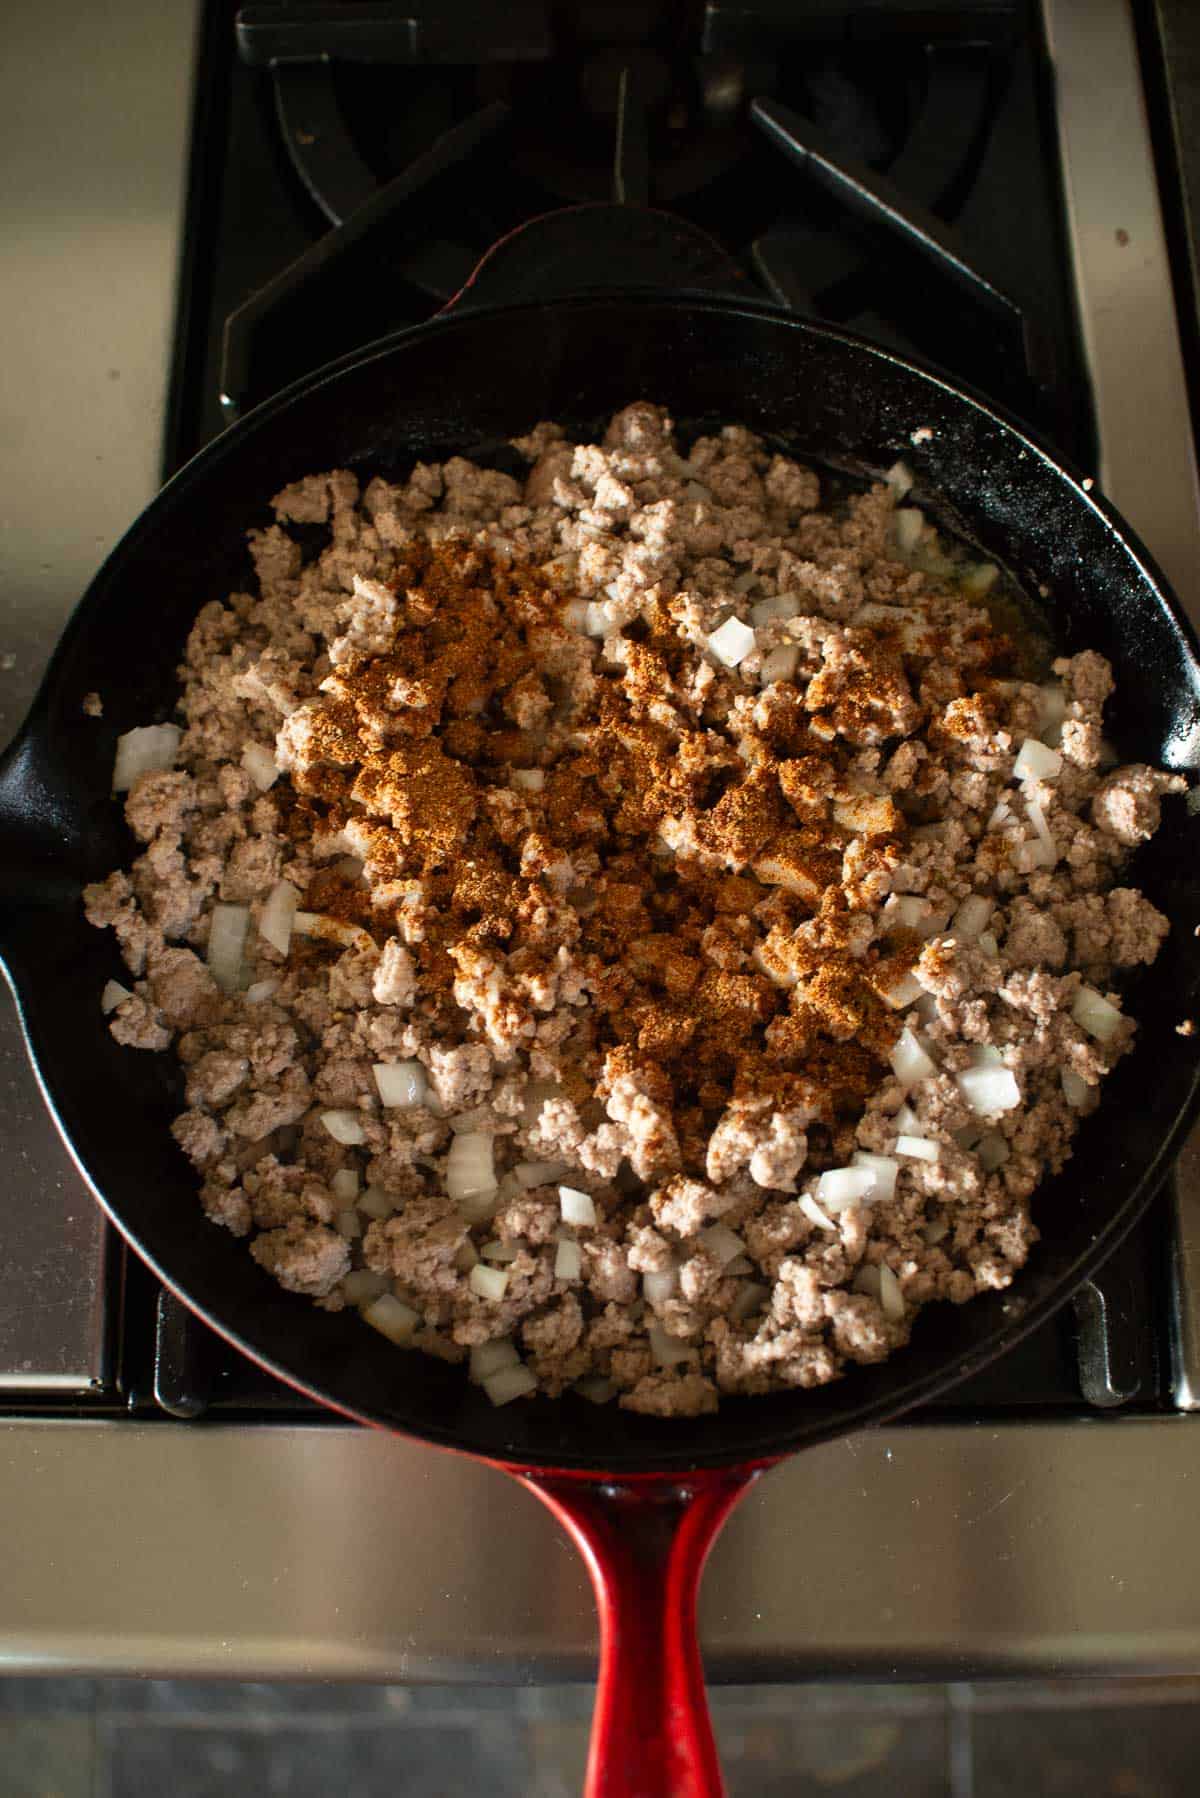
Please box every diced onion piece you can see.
[891,1027,937,1088]
[968,1044,1004,1067]
[880,969,923,1010]
[372,1060,427,1109]
[976,1131,1010,1172]
[892,507,923,553]
[583,602,608,638]
[335,855,364,881]
[454,1239,479,1273]
[562,599,589,631]
[258,880,299,955]
[882,894,930,933]
[514,1161,572,1190]
[800,1194,837,1233]
[206,903,250,993]
[885,459,914,499]
[726,1280,766,1323]
[707,615,757,668]
[699,1223,746,1267]
[923,1219,949,1245]
[878,1264,905,1321]
[851,1152,899,1203]
[758,644,800,686]
[853,1264,882,1300]
[643,1267,679,1304]
[321,1109,366,1146]
[962,562,999,596]
[956,1065,1021,1117]
[816,1166,877,1212]
[483,1364,538,1406]
[952,895,992,940]
[1061,1067,1092,1109]
[723,1255,753,1278]
[574,1375,618,1404]
[241,741,279,791]
[332,1168,359,1202]
[893,1102,920,1135]
[446,1131,497,1203]
[554,1239,583,1282]
[469,1263,509,1302]
[730,1281,768,1322]
[245,978,279,1004]
[896,1134,939,1162]
[954,1123,985,1151]
[511,768,545,792]
[559,1185,597,1228]
[1025,798,1057,866]
[292,911,375,953]
[460,1189,500,1226]
[987,798,1012,831]
[470,1339,519,1382]
[750,591,801,627]
[335,1209,361,1240]
[731,569,757,595]
[1036,683,1067,743]
[977,931,1000,959]
[342,1269,388,1305]
[480,1239,518,1264]
[357,1185,396,1221]
[648,1324,695,1368]
[112,722,181,792]
[1014,737,1063,782]
[1071,984,1123,1043]
[100,979,131,1014]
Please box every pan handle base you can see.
[518,1461,776,1798]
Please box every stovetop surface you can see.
[103,0,1162,1427]
[0,0,1186,1427]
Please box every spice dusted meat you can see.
[84,404,1188,1415]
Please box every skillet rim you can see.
[3,288,1199,1469]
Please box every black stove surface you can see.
[96,0,1164,1427]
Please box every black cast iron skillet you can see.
[3,274,1200,1795]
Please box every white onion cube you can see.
[698,1223,746,1267]
[648,1324,695,1368]
[469,1263,509,1302]
[559,1185,597,1228]
[952,896,992,940]
[850,1152,899,1203]
[956,1065,1021,1117]
[891,1027,937,1088]
[800,1194,837,1233]
[321,1109,366,1146]
[470,1339,520,1382]
[816,1167,877,1212]
[206,903,250,993]
[707,615,757,668]
[1013,737,1063,782]
[446,1131,497,1202]
[240,742,279,791]
[554,1239,583,1282]
[372,1060,427,1109]
[878,1264,905,1321]
[361,1293,419,1344]
[1061,1067,1092,1109]
[258,880,299,955]
[896,1134,939,1162]
[100,979,131,1014]
[1071,984,1123,1043]
[112,723,181,792]
[482,1365,538,1406]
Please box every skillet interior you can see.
[2,293,1199,1471]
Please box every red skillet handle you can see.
[520,1465,770,1798]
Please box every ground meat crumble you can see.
[84,403,1185,1416]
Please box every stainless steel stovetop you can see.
[3,0,1200,1682]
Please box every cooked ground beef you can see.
[84,404,1185,1415]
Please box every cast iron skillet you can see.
[3,262,1200,1794]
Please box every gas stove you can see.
[2,0,1200,1681]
